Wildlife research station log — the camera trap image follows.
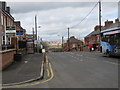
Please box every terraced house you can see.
[0,1,26,70]
[0,2,15,49]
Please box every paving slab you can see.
[2,53,44,84]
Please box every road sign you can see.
[34,40,40,44]
[16,30,24,36]
[6,26,16,33]
[42,49,45,53]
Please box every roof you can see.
[85,22,120,38]
[85,30,100,38]
[0,9,14,21]
[101,22,120,31]
[68,36,83,43]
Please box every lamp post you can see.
[36,26,41,53]
[35,15,37,40]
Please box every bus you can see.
[100,27,120,57]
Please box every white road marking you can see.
[24,61,28,63]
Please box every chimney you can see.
[115,18,119,23]
[70,36,75,39]
[6,7,10,14]
[0,2,6,10]
[15,21,21,26]
[94,25,102,31]
[105,20,113,26]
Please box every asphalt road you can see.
[22,52,119,88]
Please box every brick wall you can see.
[0,49,16,70]
[83,46,89,52]
[84,35,100,52]
[0,25,2,50]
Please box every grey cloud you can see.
[6,2,118,41]
[8,2,118,14]
[8,2,97,14]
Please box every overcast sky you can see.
[7,1,118,41]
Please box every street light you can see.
[36,26,41,53]
[38,26,41,41]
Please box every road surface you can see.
[26,52,118,88]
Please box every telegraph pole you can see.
[35,15,38,52]
[68,27,70,51]
[41,38,42,42]
[62,36,64,47]
[38,36,39,40]
[35,15,37,40]
[99,0,102,52]
[99,0,102,36]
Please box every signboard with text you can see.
[6,26,16,33]
[16,30,24,36]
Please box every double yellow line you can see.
[1,62,54,88]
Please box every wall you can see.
[0,49,16,70]
[83,46,89,52]
[0,25,2,50]
[84,35,100,52]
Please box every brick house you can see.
[0,2,16,70]
[0,2,15,50]
[14,21,26,41]
[83,18,120,52]
[63,36,83,51]
[0,2,26,70]
[101,19,119,32]
[83,25,101,51]
[0,2,26,50]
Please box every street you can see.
[0,1,120,90]
[25,52,119,88]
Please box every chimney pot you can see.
[0,2,6,10]
[105,20,113,26]
[115,18,119,23]
[6,7,10,14]
[94,25,102,31]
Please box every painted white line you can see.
[103,61,119,65]
[64,52,84,62]
[24,61,28,63]
[80,59,83,61]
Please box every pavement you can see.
[2,53,44,85]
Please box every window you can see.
[8,37,11,45]
[116,33,120,47]
[102,34,120,46]
[4,16,6,26]
[1,14,4,25]
[2,36,5,45]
